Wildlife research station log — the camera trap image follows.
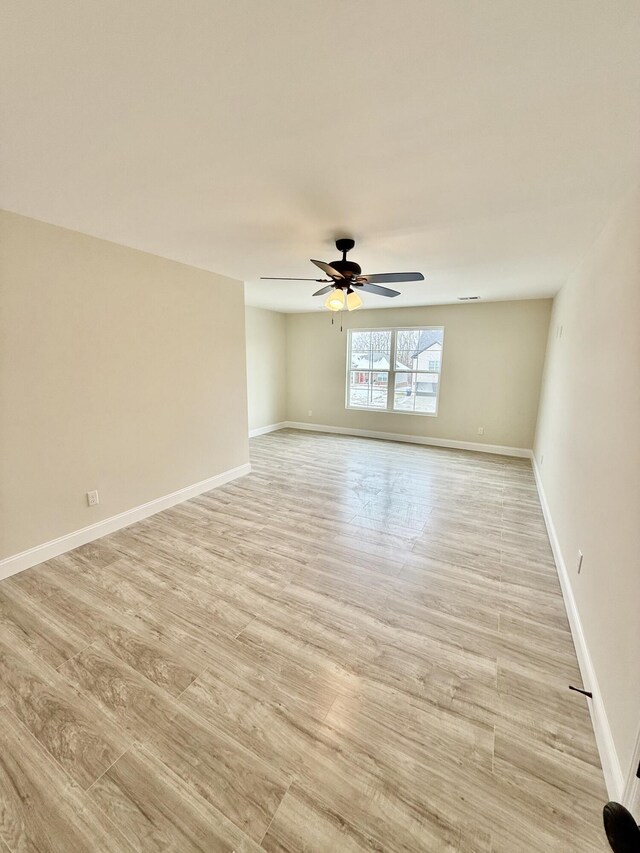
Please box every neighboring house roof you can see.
[411,329,443,357]
[352,353,411,371]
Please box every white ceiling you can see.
[2,1,639,312]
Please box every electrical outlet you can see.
[540,454,544,465]
[577,550,583,573]
[477,426,484,436]
[87,490,99,507]
[308,409,313,417]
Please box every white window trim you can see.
[345,326,445,417]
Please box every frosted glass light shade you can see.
[324,288,345,311]
[346,290,363,311]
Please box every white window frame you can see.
[345,326,445,417]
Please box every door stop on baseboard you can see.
[569,685,593,699]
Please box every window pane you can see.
[393,372,415,412]
[371,351,391,371]
[424,352,442,372]
[369,371,388,408]
[350,351,372,370]
[348,370,388,409]
[395,330,421,370]
[401,329,444,373]
[350,331,372,351]
[348,371,370,408]
[393,373,439,413]
[414,394,438,414]
[369,330,391,353]
[414,372,439,413]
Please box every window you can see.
[346,327,444,415]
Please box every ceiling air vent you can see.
[458,296,480,301]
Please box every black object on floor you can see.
[603,802,640,852]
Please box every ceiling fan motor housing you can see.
[330,259,362,280]
[331,238,361,283]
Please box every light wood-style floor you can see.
[0,430,608,852]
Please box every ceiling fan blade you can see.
[312,285,334,296]
[310,259,345,280]
[358,283,401,297]
[359,272,424,284]
[260,277,329,281]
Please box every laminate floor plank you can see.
[260,784,378,853]
[0,708,135,852]
[88,743,264,852]
[0,429,609,851]
[34,583,209,696]
[58,642,288,843]
[0,634,131,790]
[143,703,288,843]
[180,629,340,725]
[58,642,184,742]
[0,582,92,668]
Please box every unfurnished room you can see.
[1,2,639,851]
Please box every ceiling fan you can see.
[261,238,424,311]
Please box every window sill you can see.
[345,405,439,417]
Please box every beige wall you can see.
[245,306,287,432]
[0,211,249,559]
[285,300,551,450]
[534,183,640,789]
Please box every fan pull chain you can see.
[329,310,345,332]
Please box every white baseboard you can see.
[622,727,640,819]
[0,462,252,581]
[283,421,531,458]
[532,456,624,801]
[249,422,288,438]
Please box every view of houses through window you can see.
[346,327,444,414]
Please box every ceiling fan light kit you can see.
[346,289,363,311]
[261,238,424,312]
[324,288,345,311]
[324,287,363,312]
